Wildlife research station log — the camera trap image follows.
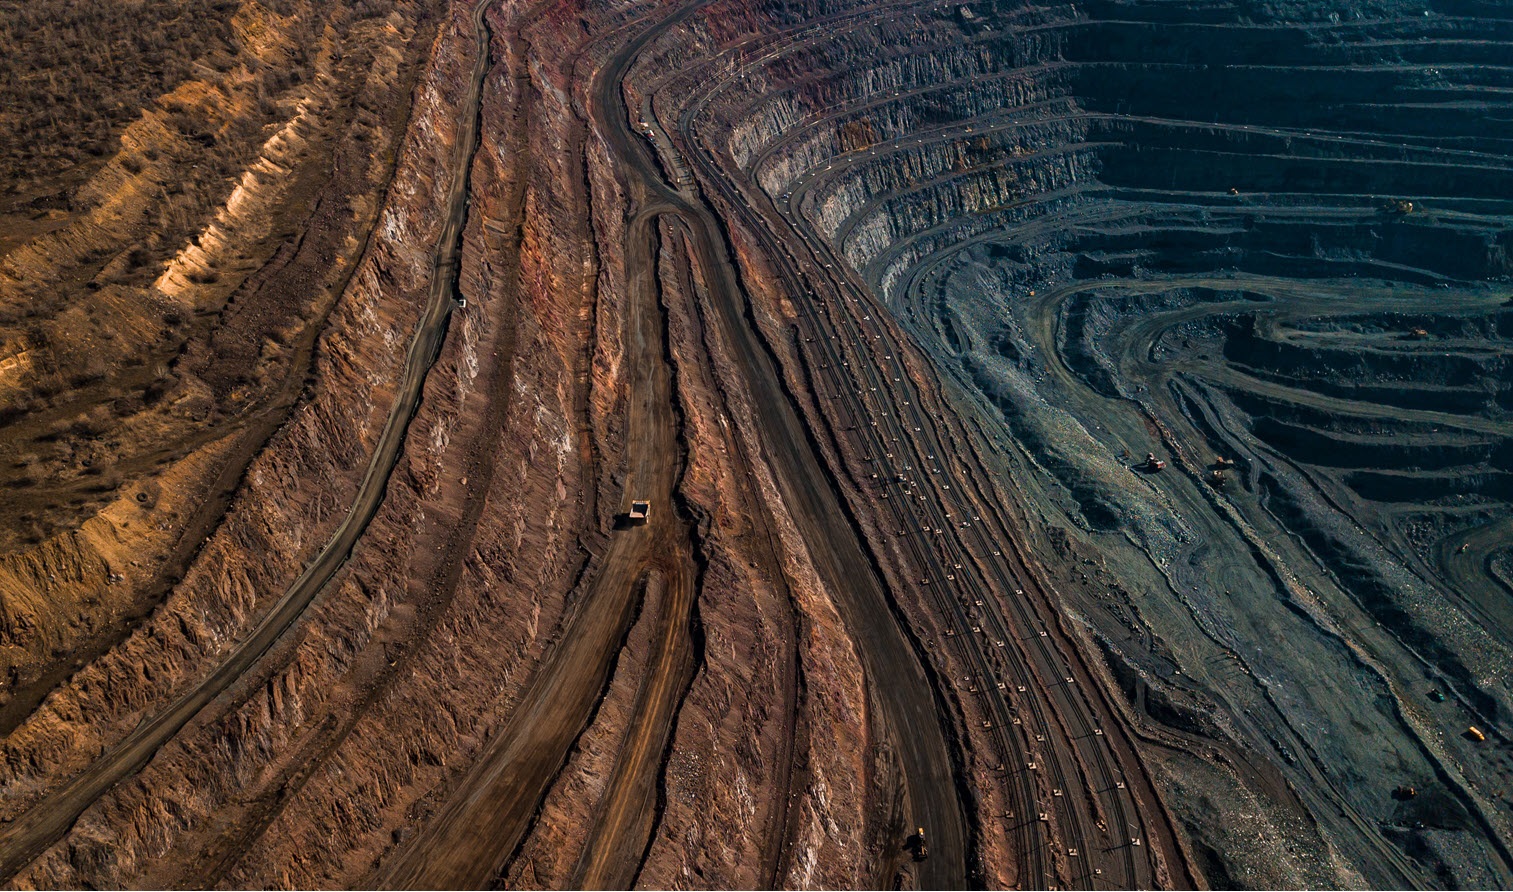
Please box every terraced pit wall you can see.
[666,0,1512,885]
[0,0,1509,887]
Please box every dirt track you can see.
[0,0,497,879]
[378,7,973,881]
[375,199,698,887]
[2,0,1508,886]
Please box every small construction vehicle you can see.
[910,827,929,861]
[628,500,651,525]
[1393,784,1417,801]
[1214,456,1236,470]
[1144,452,1166,472]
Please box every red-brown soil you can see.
[1,0,1508,888]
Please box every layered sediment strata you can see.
[0,0,444,737]
[2,0,883,886]
[0,0,1508,887]
[669,0,1511,885]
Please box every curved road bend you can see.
[0,0,497,881]
[593,5,970,887]
[383,6,968,884]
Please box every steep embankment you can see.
[0,0,887,887]
[1,0,1508,888]
[0,0,445,739]
[662,0,1513,885]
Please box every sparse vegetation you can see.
[0,0,241,194]
[0,0,442,560]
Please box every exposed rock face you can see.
[0,0,1509,888]
[0,0,445,732]
[714,2,1513,884]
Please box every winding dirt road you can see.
[377,5,967,884]
[595,7,977,887]
[375,199,699,888]
[0,0,498,881]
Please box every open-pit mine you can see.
[0,0,1509,887]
